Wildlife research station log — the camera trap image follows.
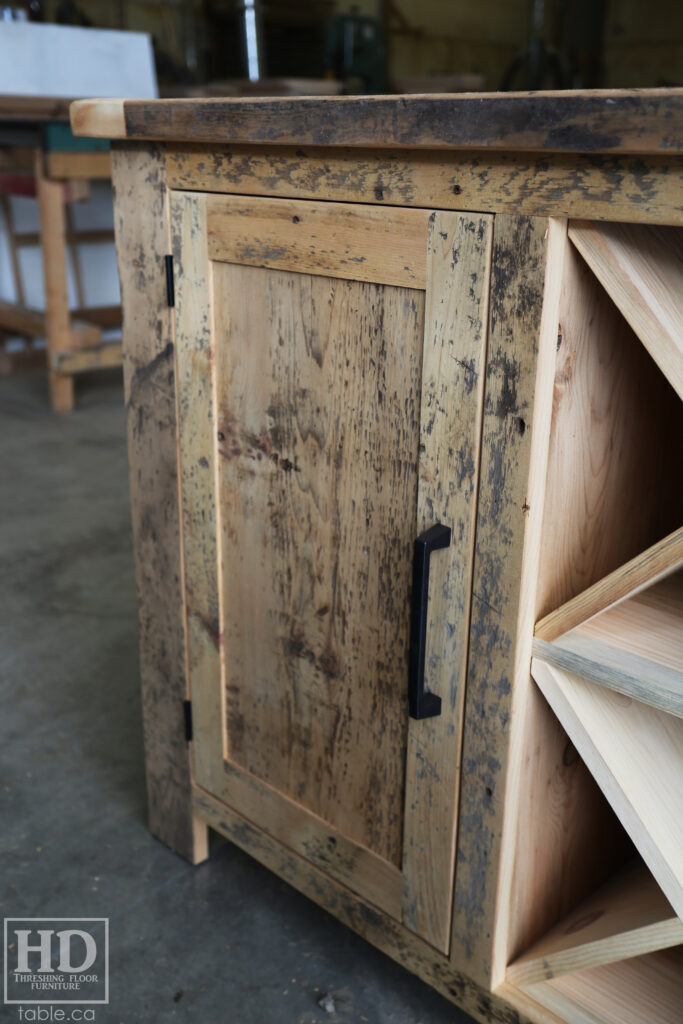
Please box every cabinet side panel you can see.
[111,142,208,863]
[450,216,566,985]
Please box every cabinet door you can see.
[172,192,492,954]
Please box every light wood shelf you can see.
[535,527,683,643]
[568,221,683,400]
[507,858,683,987]
[534,571,683,718]
[527,946,683,1024]
[531,660,683,920]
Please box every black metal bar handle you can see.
[408,522,451,720]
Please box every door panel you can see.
[214,265,424,868]
[172,191,492,953]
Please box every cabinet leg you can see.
[147,777,209,864]
[35,154,74,413]
[191,812,210,864]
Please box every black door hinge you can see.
[183,699,193,742]
[165,254,175,307]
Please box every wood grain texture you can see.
[533,635,683,719]
[52,342,122,374]
[213,261,422,867]
[0,299,98,346]
[531,660,683,921]
[535,240,683,621]
[507,858,683,985]
[569,221,683,399]
[170,191,223,797]
[502,677,634,971]
[210,765,403,920]
[536,526,683,641]
[534,573,683,717]
[448,216,567,987]
[172,197,409,911]
[111,142,208,863]
[528,947,683,1024]
[174,192,503,943]
[35,150,73,412]
[576,573,682,671]
[166,144,683,227]
[206,193,430,288]
[402,211,492,952]
[71,91,683,154]
[192,784,536,1024]
[46,151,111,180]
[70,98,125,137]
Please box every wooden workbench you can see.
[0,94,121,411]
[73,90,683,1024]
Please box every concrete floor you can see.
[0,370,477,1024]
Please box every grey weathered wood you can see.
[111,141,208,864]
[72,91,683,154]
[532,635,683,719]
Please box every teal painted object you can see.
[43,122,109,153]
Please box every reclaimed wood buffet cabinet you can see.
[72,92,683,1024]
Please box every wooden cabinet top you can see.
[0,94,74,123]
[71,89,683,155]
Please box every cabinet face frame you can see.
[170,189,493,954]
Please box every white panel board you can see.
[0,23,157,98]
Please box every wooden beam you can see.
[13,228,115,248]
[52,342,123,374]
[0,94,73,120]
[0,172,89,202]
[0,299,101,347]
[46,151,111,180]
[71,90,683,155]
[71,304,121,327]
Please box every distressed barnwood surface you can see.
[104,105,683,1024]
[402,211,492,953]
[193,784,538,1024]
[112,143,208,864]
[206,193,431,287]
[71,90,683,154]
[165,144,683,227]
[213,261,422,868]
[449,215,566,988]
[171,191,412,922]
[168,188,508,957]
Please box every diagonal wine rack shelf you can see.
[503,217,682,1024]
